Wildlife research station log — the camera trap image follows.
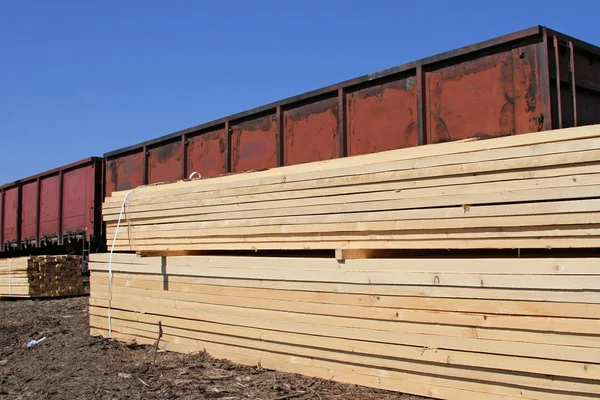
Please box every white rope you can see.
[108,189,135,338]
[189,171,201,179]
[106,176,186,337]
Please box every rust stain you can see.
[153,142,181,163]
[348,78,418,156]
[525,63,538,113]
[123,155,139,175]
[106,152,144,195]
[284,97,339,165]
[285,98,336,122]
[427,44,543,143]
[187,129,227,178]
[499,97,516,133]
[434,116,451,142]
[232,132,241,167]
[108,161,118,188]
[235,115,275,132]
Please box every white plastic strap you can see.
[189,171,201,179]
[106,179,171,338]
[108,189,135,338]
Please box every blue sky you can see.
[0,0,598,184]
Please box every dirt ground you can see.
[0,296,428,400]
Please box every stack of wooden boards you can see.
[94,125,600,399]
[0,255,84,298]
[103,125,600,252]
[89,253,600,400]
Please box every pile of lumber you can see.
[0,255,84,298]
[94,125,600,399]
[103,125,600,252]
[89,253,600,400]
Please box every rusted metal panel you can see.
[427,44,549,143]
[187,129,227,178]
[105,151,144,196]
[39,174,59,241]
[284,97,339,165]
[61,164,96,239]
[347,75,418,156]
[0,157,101,256]
[2,187,18,247]
[148,141,183,184]
[20,180,38,243]
[231,115,277,173]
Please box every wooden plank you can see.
[103,162,600,216]
[104,164,600,218]
[90,292,600,349]
[88,270,600,316]
[93,326,544,400]
[92,283,600,341]
[88,315,597,390]
[107,183,600,226]
[93,315,600,398]
[91,319,595,400]
[107,200,600,236]
[88,279,600,334]
[90,256,600,275]
[89,297,600,364]
[111,227,600,245]
[91,271,600,305]
[88,264,600,290]
[112,237,600,251]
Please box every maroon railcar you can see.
[0,157,103,257]
[103,26,600,196]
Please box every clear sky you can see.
[0,0,598,184]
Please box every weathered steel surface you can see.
[148,141,183,184]
[231,115,277,173]
[21,181,37,243]
[187,129,227,178]
[39,174,59,240]
[426,45,548,143]
[105,151,144,194]
[62,164,97,239]
[284,97,340,165]
[347,75,418,156]
[0,158,102,254]
[2,187,18,246]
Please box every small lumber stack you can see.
[0,255,84,299]
[93,124,600,399]
[103,124,600,252]
[0,257,29,297]
[89,253,600,400]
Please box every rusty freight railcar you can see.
[103,25,600,196]
[0,157,104,258]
